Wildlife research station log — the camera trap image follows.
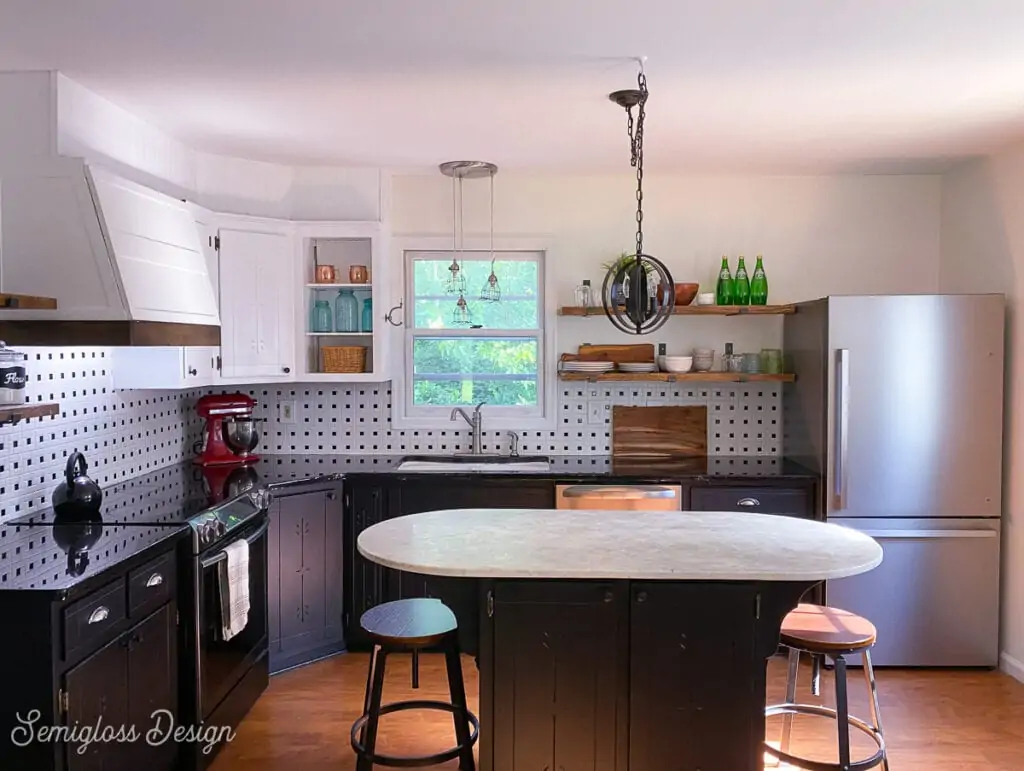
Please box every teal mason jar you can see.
[334,289,359,332]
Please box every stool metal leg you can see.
[862,649,889,771]
[833,654,852,771]
[412,649,420,689]
[357,648,388,771]
[811,653,822,697]
[444,640,476,771]
[780,646,801,755]
[359,645,379,746]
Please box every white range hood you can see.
[0,158,220,345]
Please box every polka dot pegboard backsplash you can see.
[0,347,204,522]
[222,381,781,458]
[0,347,782,521]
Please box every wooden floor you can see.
[211,653,1024,771]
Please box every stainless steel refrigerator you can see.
[783,294,1004,666]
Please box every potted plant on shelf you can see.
[602,252,656,307]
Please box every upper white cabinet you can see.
[111,346,219,389]
[217,220,296,380]
[294,222,390,381]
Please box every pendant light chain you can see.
[633,69,647,263]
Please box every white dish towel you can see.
[218,537,250,641]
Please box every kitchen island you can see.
[359,508,882,771]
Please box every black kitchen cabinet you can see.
[689,483,814,519]
[65,630,130,771]
[628,583,760,771]
[267,484,344,673]
[488,581,627,771]
[343,482,388,649]
[64,603,177,771]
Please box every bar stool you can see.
[350,598,479,771]
[764,603,889,771]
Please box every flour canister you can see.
[0,342,27,405]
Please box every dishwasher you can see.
[556,484,682,511]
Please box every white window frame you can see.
[390,236,556,430]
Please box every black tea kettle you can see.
[52,451,103,519]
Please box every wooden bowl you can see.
[674,283,699,306]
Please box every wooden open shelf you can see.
[558,372,795,383]
[0,402,60,425]
[558,304,795,317]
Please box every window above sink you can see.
[391,238,557,431]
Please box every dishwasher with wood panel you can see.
[555,484,682,511]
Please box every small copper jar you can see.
[349,265,369,284]
[315,264,336,283]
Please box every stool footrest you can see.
[350,699,480,769]
[765,702,886,771]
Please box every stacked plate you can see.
[563,360,615,374]
[617,361,659,374]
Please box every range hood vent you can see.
[0,159,220,346]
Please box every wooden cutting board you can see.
[612,405,708,457]
[574,344,654,363]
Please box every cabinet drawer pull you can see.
[88,606,110,624]
[145,572,164,588]
[737,497,760,507]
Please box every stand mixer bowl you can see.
[223,418,260,457]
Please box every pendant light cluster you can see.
[601,62,675,335]
[440,160,501,327]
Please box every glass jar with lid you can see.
[0,341,28,405]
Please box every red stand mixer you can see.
[194,394,261,467]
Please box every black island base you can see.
[464,578,812,771]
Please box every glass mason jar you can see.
[311,300,333,333]
[361,297,374,332]
[335,289,360,332]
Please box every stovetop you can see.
[0,463,266,594]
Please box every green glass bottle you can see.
[734,255,750,305]
[715,256,734,306]
[750,254,768,305]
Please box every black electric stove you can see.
[0,462,267,592]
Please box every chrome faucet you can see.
[451,401,486,455]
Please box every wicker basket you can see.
[321,346,366,373]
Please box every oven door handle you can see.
[200,519,270,569]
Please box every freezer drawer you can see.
[826,518,1000,667]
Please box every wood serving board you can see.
[567,343,655,363]
[612,405,708,458]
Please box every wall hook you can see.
[385,299,404,327]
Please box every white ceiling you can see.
[1,0,1023,172]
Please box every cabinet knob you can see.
[603,591,614,603]
[326,491,337,501]
[188,367,198,376]
[636,591,647,604]
[282,366,291,374]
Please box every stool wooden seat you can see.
[360,597,458,647]
[765,604,888,771]
[781,603,877,652]
[351,599,478,771]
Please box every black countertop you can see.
[257,454,819,487]
[0,454,818,593]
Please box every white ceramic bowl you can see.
[696,292,716,305]
[661,355,693,373]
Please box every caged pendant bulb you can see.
[480,259,501,302]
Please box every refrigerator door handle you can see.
[833,348,850,511]
[857,529,997,539]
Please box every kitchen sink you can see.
[397,455,551,473]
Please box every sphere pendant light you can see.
[601,64,675,335]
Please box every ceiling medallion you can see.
[600,64,675,335]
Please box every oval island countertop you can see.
[357,509,883,582]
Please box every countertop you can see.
[357,508,881,581]
[257,454,819,487]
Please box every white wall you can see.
[939,144,1024,682]
[392,172,942,356]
